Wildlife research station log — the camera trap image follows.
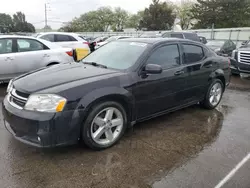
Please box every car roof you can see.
[38,32,79,36]
[0,35,37,39]
[121,37,196,44]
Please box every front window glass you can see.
[17,39,44,52]
[82,41,147,70]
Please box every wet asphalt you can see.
[0,76,250,188]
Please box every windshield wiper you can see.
[83,62,107,69]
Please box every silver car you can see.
[0,35,74,82]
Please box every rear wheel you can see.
[82,101,127,150]
[202,79,224,109]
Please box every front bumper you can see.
[230,58,250,75]
[2,96,83,148]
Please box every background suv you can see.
[162,32,201,42]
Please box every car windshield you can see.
[82,41,147,70]
[206,41,224,47]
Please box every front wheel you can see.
[82,101,127,150]
[202,79,224,109]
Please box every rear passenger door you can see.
[180,43,214,101]
[12,38,49,75]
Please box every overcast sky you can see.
[0,0,157,29]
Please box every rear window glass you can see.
[170,33,184,39]
[183,33,200,41]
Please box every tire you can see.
[201,79,224,109]
[82,101,127,150]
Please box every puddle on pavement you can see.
[1,105,227,188]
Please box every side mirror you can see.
[144,64,163,74]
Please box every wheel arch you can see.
[46,62,60,66]
[208,69,226,90]
[76,87,135,127]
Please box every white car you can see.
[0,35,74,82]
[95,36,131,49]
[36,32,90,59]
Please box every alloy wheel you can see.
[90,107,124,146]
[209,82,222,106]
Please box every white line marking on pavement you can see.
[215,152,250,188]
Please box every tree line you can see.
[60,0,250,32]
[0,12,35,33]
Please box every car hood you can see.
[238,47,250,51]
[13,63,120,93]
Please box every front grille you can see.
[8,89,28,109]
[238,51,250,65]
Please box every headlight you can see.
[24,94,67,113]
[7,79,13,93]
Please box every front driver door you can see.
[134,43,190,119]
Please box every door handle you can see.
[43,54,50,57]
[4,57,14,61]
[174,70,184,76]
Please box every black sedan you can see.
[206,40,236,56]
[2,38,230,150]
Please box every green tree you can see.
[12,12,35,32]
[192,0,250,29]
[112,7,128,31]
[0,13,13,33]
[139,0,176,31]
[175,1,194,30]
[125,12,143,29]
[61,7,114,32]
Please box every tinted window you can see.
[170,33,184,39]
[55,34,76,42]
[147,45,180,68]
[17,39,44,52]
[162,33,170,38]
[183,33,200,41]
[82,41,147,70]
[40,34,54,42]
[183,44,204,64]
[0,39,13,54]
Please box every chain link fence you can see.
[2,27,250,46]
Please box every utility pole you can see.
[44,3,48,32]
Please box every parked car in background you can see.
[0,35,74,82]
[139,33,162,38]
[95,36,131,49]
[206,40,236,56]
[162,32,201,42]
[199,36,207,44]
[36,32,90,61]
[94,36,109,43]
[2,38,230,150]
[231,43,250,75]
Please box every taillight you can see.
[66,51,73,56]
[84,42,90,45]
